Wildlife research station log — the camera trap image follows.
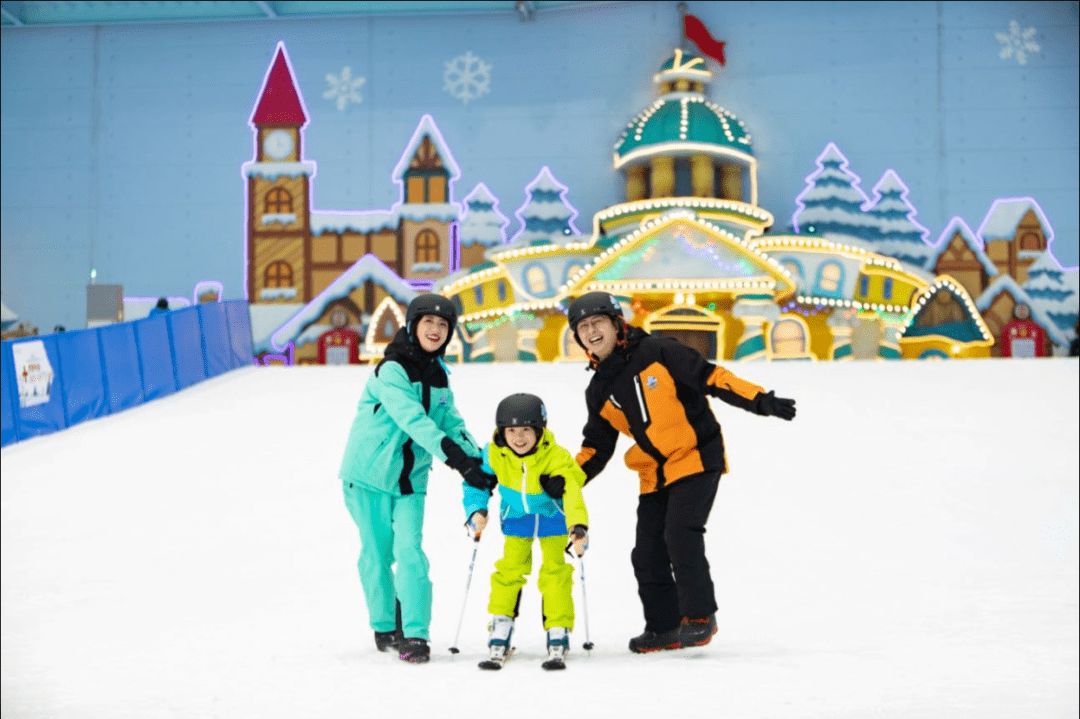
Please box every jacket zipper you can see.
[520,461,530,514]
[634,375,650,425]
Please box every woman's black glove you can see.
[539,473,565,499]
[751,391,797,420]
[443,438,498,491]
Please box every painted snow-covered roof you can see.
[975,274,1069,347]
[391,114,461,183]
[310,204,459,235]
[242,161,316,179]
[614,95,753,168]
[926,217,999,277]
[311,211,397,235]
[398,203,460,222]
[250,302,305,354]
[977,197,1052,244]
[270,254,417,351]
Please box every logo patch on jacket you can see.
[439,395,449,405]
[646,376,658,389]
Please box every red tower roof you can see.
[250,43,308,126]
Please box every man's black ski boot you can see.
[398,637,431,663]
[628,627,681,653]
[679,614,718,648]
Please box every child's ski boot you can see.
[541,626,570,670]
[479,615,515,670]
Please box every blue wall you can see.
[0,300,254,447]
[2,1,1077,332]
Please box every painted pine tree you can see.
[865,170,934,268]
[510,166,580,245]
[791,143,876,247]
[459,182,509,248]
[1022,251,1079,337]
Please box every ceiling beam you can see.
[0,2,23,26]
[253,1,277,19]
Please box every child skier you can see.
[340,293,497,664]
[567,291,797,654]
[463,393,589,670]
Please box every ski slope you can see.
[3,359,1078,718]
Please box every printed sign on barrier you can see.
[11,340,54,409]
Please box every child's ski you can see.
[478,646,514,670]
[541,645,567,671]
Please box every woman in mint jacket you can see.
[463,393,589,662]
[340,294,496,664]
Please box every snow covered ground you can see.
[2,358,1077,718]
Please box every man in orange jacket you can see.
[566,292,796,653]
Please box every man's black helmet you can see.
[495,393,547,434]
[567,291,624,333]
[406,293,457,347]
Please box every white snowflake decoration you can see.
[996,20,1040,65]
[443,51,491,105]
[324,66,366,111]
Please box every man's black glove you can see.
[751,390,797,420]
[539,473,565,499]
[443,438,498,491]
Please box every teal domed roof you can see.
[654,49,712,82]
[613,96,753,168]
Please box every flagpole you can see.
[677,2,688,51]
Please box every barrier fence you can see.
[1,300,254,447]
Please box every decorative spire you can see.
[250,42,308,126]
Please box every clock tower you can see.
[244,42,312,304]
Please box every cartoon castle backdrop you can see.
[244,42,1077,365]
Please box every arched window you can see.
[565,263,584,284]
[265,188,292,214]
[526,265,548,294]
[781,259,803,283]
[415,230,440,263]
[859,275,869,297]
[815,262,843,296]
[771,319,807,357]
[1020,232,1042,250]
[883,277,894,300]
[473,285,484,305]
[264,261,293,288]
[497,280,508,303]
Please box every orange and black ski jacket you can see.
[575,326,766,495]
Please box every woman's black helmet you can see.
[406,293,457,349]
[495,393,547,435]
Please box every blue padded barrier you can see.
[225,300,255,367]
[98,322,145,413]
[198,302,232,377]
[56,329,109,427]
[1,341,17,447]
[133,315,177,401]
[169,306,207,390]
[8,335,67,440]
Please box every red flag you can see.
[683,13,726,66]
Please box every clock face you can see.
[263,129,294,160]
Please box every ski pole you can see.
[448,535,480,654]
[578,555,594,651]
